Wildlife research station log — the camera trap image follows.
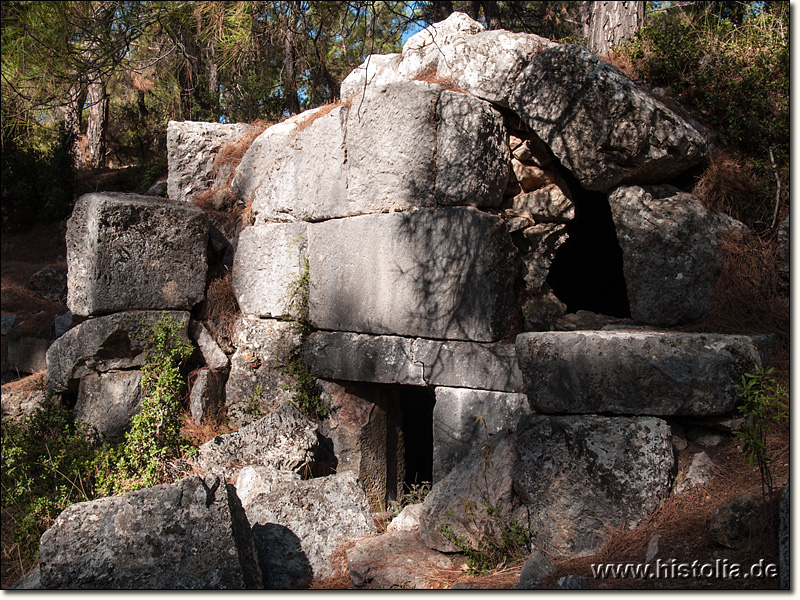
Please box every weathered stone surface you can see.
[249,107,348,223]
[74,370,144,441]
[189,321,228,370]
[7,334,51,374]
[419,431,519,553]
[45,311,190,394]
[1,388,48,419]
[193,403,319,479]
[167,120,251,202]
[38,473,261,589]
[10,567,41,589]
[305,332,525,392]
[232,109,328,205]
[340,53,402,102]
[144,179,168,197]
[512,185,574,223]
[347,530,455,589]
[1,314,20,336]
[224,317,304,427]
[435,91,508,207]
[436,28,557,106]
[516,331,763,416]
[780,481,789,590]
[518,223,569,290]
[189,368,226,425]
[317,380,405,510]
[510,45,709,192]
[66,193,208,316]
[235,466,377,589]
[345,81,439,211]
[232,223,307,320]
[609,185,744,326]
[54,310,74,338]
[675,451,716,494]
[708,494,758,549]
[554,575,590,589]
[308,208,519,342]
[29,266,67,302]
[516,550,555,589]
[433,387,531,482]
[387,503,423,533]
[520,288,567,331]
[512,415,673,557]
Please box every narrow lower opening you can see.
[398,386,435,490]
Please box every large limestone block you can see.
[512,415,673,557]
[232,109,328,204]
[515,331,763,416]
[609,185,744,326]
[74,370,143,441]
[167,120,251,202]
[46,311,190,394]
[224,317,304,427]
[435,91,508,207]
[304,332,423,385]
[66,193,208,316]
[436,28,556,106]
[232,223,307,319]
[433,387,531,482]
[38,474,261,589]
[340,53,403,101]
[235,466,377,589]
[510,45,709,192]
[249,106,348,223]
[398,12,485,79]
[308,208,519,342]
[193,403,319,479]
[345,81,439,211]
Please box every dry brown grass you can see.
[413,64,469,93]
[293,100,349,136]
[692,152,762,223]
[0,371,45,393]
[197,272,240,349]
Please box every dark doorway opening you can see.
[399,386,435,489]
[547,179,631,318]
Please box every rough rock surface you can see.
[66,193,208,316]
[347,531,456,589]
[189,368,226,425]
[308,208,519,342]
[516,331,763,416]
[74,370,144,441]
[340,53,403,102]
[305,332,524,392]
[387,503,423,532]
[609,185,744,326]
[510,44,709,192]
[433,386,531,482]
[1,388,48,419]
[193,403,319,479]
[397,12,485,79]
[512,415,674,557]
[517,223,569,290]
[46,311,190,394]
[708,494,758,549]
[38,473,261,589]
[235,467,376,589]
[675,451,716,494]
[189,321,228,370]
[419,431,519,553]
[516,550,555,589]
[435,91,508,207]
[232,223,307,319]
[7,334,51,374]
[224,317,304,427]
[166,120,251,202]
[28,266,67,302]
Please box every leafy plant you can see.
[281,356,330,420]
[286,254,310,326]
[241,383,264,419]
[734,366,788,502]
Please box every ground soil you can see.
[0,171,790,589]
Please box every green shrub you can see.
[281,356,330,420]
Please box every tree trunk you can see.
[86,81,109,168]
[482,1,501,29]
[60,84,86,168]
[283,1,302,115]
[584,1,645,56]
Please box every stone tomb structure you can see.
[34,12,775,588]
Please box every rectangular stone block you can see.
[66,193,208,316]
[232,222,307,319]
[308,208,519,342]
[515,331,764,416]
[433,387,531,482]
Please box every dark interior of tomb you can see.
[398,385,436,489]
[547,176,632,318]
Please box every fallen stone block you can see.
[38,473,261,589]
[66,193,208,316]
[515,331,763,416]
[74,370,144,441]
[189,321,228,370]
[189,367,226,425]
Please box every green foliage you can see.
[734,366,787,469]
[438,414,532,574]
[281,356,330,420]
[241,383,265,419]
[287,255,311,326]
